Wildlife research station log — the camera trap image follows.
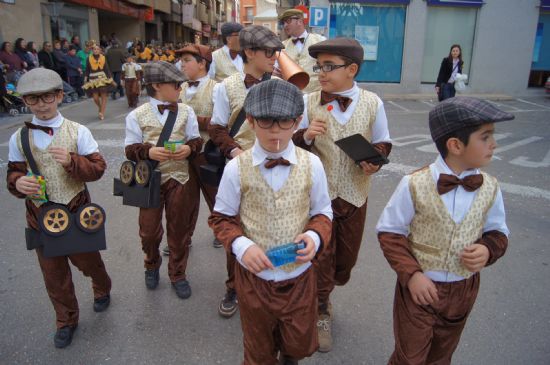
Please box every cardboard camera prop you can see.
[113,160,161,208]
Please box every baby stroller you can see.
[1,84,29,116]
[63,81,79,103]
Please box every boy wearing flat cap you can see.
[292,37,392,352]
[278,8,325,94]
[171,44,220,256]
[7,68,112,348]
[124,61,203,299]
[377,97,512,365]
[209,24,284,318]
[209,79,332,365]
[210,22,244,82]
[121,53,142,108]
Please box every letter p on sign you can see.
[309,7,328,28]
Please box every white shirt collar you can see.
[251,140,297,167]
[293,30,308,41]
[149,97,174,107]
[434,155,479,179]
[32,112,63,128]
[333,82,359,98]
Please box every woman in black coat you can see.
[435,44,463,101]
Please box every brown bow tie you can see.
[437,173,484,195]
[264,157,291,169]
[320,91,353,112]
[244,74,262,89]
[187,80,200,87]
[229,50,239,60]
[25,121,53,136]
[292,37,305,45]
[157,103,178,115]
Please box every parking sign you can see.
[309,7,329,28]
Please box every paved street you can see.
[0,94,549,364]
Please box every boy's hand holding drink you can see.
[17,173,47,201]
[242,245,275,274]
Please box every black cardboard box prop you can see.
[113,169,161,208]
[200,163,224,187]
[334,133,389,166]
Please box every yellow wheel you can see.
[135,160,152,187]
[39,205,71,237]
[119,160,135,186]
[76,203,106,233]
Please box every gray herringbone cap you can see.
[17,68,63,96]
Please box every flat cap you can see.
[174,44,212,63]
[143,61,186,85]
[221,22,243,37]
[244,79,303,120]
[240,25,284,50]
[278,8,304,21]
[17,68,63,96]
[309,37,364,66]
[429,97,515,141]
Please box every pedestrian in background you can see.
[14,38,32,70]
[436,44,463,102]
[38,41,57,71]
[83,45,115,120]
[106,41,126,99]
[52,40,67,81]
[65,45,84,98]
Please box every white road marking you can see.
[383,162,550,201]
[494,136,543,153]
[387,101,410,112]
[510,149,550,168]
[515,98,550,110]
[421,100,436,107]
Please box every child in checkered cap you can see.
[377,97,514,364]
[209,79,332,364]
[124,61,202,299]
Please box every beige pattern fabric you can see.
[238,148,312,273]
[307,90,379,207]
[283,33,325,94]
[16,119,85,207]
[180,78,217,142]
[123,63,137,78]
[135,103,190,185]
[212,48,240,82]
[224,73,255,151]
[408,167,498,278]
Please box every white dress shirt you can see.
[9,112,99,161]
[290,30,309,53]
[213,140,333,282]
[208,45,244,80]
[124,97,201,146]
[182,75,212,101]
[376,155,509,282]
[300,82,391,145]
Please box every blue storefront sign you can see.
[426,0,484,7]
[542,0,550,11]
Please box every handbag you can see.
[113,110,177,208]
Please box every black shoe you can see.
[161,245,170,256]
[218,289,238,318]
[278,355,298,365]
[93,294,111,312]
[111,93,117,100]
[54,325,77,349]
[212,238,223,248]
[172,279,191,299]
[145,268,160,290]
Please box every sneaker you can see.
[145,268,160,290]
[172,279,192,299]
[161,245,170,256]
[218,289,238,318]
[93,295,111,312]
[212,238,223,248]
[278,355,298,365]
[54,325,77,349]
[317,313,332,353]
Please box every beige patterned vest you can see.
[212,48,240,82]
[283,33,325,94]
[16,119,85,207]
[408,167,498,278]
[135,103,190,185]
[239,148,312,273]
[224,73,255,151]
[307,90,379,207]
[180,78,217,143]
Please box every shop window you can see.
[329,3,407,83]
[421,6,477,83]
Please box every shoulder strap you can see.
[20,127,41,176]
[229,73,272,138]
[150,110,178,169]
